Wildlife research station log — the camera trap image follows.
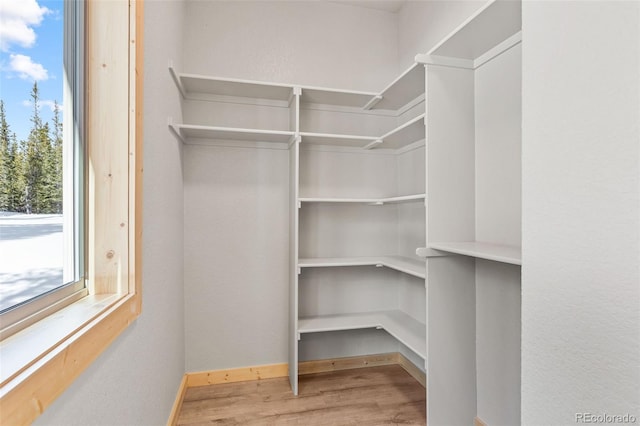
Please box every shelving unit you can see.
[415,1,522,425]
[169,23,429,406]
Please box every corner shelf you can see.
[299,132,376,148]
[300,86,377,108]
[298,310,426,360]
[429,241,521,265]
[367,63,425,111]
[298,255,425,279]
[376,113,425,149]
[169,123,295,145]
[416,0,522,69]
[298,193,425,206]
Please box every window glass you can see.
[0,0,84,327]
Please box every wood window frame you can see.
[0,1,144,424]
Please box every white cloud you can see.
[21,99,61,112]
[9,54,48,81]
[0,0,50,51]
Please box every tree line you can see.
[0,82,63,214]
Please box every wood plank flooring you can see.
[177,365,426,425]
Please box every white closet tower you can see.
[416,1,522,425]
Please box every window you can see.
[0,0,86,340]
[0,1,143,423]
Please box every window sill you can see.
[0,292,140,424]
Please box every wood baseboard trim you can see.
[395,353,426,388]
[474,416,488,426]
[186,363,289,388]
[167,374,188,426]
[299,353,397,375]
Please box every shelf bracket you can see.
[297,267,301,275]
[288,134,302,149]
[289,86,302,105]
[363,95,382,110]
[167,117,187,144]
[375,326,383,330]
[375,263,383,268]
[297,200,302,209]
[368,201,383,206]
[297,332,301,341]
[168,61,187,99]
[362,139,383,150]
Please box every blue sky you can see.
[0,0,63,142]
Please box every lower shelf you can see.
[298,310,426,360]
[298,256,425,279]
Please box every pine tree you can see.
[0,100,10,210]
[23,82,46,214]
[7,132,25,212]
[49,101,63,213]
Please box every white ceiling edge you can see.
[328,0,407,13]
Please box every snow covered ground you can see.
[0,212,64,312]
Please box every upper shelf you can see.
[428,241,521,265]
[368,63,425,111]
[170,68,294,101]
[170,62,426,113]
[300,86,377,108]
[417,0,521,67]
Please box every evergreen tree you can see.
[0,100,10,210]
[48,101,63,213]
[7,132,25,212]
[23,82,47,214]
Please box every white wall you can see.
[35,1,186,424]
[182,1,400,372]
[522,2,640,425]
[183,0,399,90]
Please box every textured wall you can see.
[35,1,186,424]
[522,1,640,424]
[183,0,399,90]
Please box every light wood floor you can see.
[177,365,426,425]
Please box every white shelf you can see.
[300,86,377,108]
[429,241,521,265]
[169,123,295,144]
[377,114,425,149]
[299,132,376,148]
[369,63,425,111]
[427,0,521,62]
[171,65,379,108]
[298,193,425,205]
[298,255,425,279]
[298,310,426,359]
[171,69,294,101]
